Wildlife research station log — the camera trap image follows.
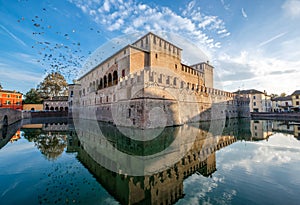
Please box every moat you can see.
[1,118,300,205]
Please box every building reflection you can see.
[68,119,236,205]
[9,129,21,143]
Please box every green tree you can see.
[280,92,286,97]
[24,88,43,104]
[37,72,68,98]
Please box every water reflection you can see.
[1,117,300,204]
[66,118,300,204]
[21,118,69,160]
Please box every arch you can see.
[104,76,107,88]
[31,108,35,111]
[55,107,59,111]
[65,107,68,111]
[108,73,112,87]
[113,70,118,85]
[60,107,64,111]
[45,106,49,111]
[50,107,54,111]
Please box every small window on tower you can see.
[155,53,158,58]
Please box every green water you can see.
[0,118,299,205]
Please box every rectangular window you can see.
[7,95,10,98]
[297,101,299,105]
[253,102,256,106]
[296,95,299,99]
[253,95,256,99]
[6,100,11,105]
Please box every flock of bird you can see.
[16,6,108,80]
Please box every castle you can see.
[69,32,245,128]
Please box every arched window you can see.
[104,76,107,88]
[99,78,103,89]
[108,73,112,87]
[113,70,118,85]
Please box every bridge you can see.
[0,108,22,130]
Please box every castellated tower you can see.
[69,32,237,128]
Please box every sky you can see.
[0,0,299,95]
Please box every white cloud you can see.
[103,0,110,12]
[241,8,247,18]
[282,0,300,18]
[214,50,300,93]
[220,0,230,10]
[69,0,230,54]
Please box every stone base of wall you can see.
[72,98,241,129]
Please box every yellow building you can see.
[291,90,300,112]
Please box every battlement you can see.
[118,68,234,98]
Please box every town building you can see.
[234,89,271,112]
[0,90,23,110]
[70,32,243,128]
[23,104,44,111]
[43,96,68,111]
[250,120,273,140]
[271,95,292,112]
[291,90,300,112]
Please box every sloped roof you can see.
[291,90,300,95]
[233,89,264,95]
[272,95,292,101]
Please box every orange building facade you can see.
[0,90,23,110]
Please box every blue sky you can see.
[0,0,299,95]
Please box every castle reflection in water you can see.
[2,117,299,205]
